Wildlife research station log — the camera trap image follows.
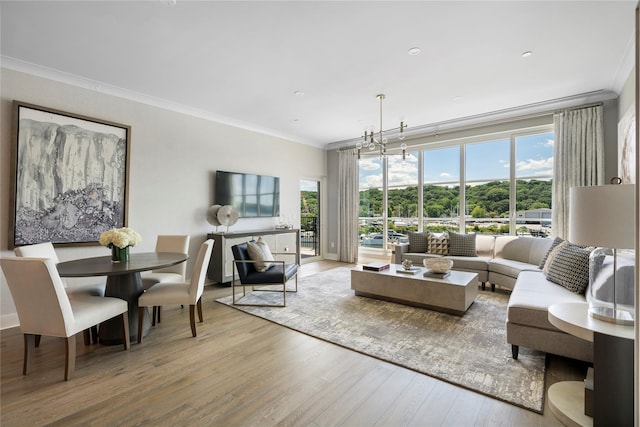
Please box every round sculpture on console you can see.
[424,258,453,273]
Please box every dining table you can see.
[57,252,188,345]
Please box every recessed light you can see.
[521,51,533,58]
[294,91,305,97]
[408,47,421,56]
[452,96,463,102]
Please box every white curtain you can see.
[552,105,605,238]
[338,148,359,263]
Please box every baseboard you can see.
[1,313,19,330]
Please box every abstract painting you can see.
[618,104,636,184]
[11,101,130,247]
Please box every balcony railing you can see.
[301,215,319,258]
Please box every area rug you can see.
[216,267,546,413]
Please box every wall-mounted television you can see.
[215,170,280,218]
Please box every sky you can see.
[359,131,554,188]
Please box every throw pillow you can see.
[447,232,477,257]
[246,237,275,272]
[408,232,429,253]
[426,232,449,255]
[538,237,565,269]
[542,240,569,275]
[546,243,593,294]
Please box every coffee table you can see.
[351,264,478,315]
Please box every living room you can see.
[1,1,639,425]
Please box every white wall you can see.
[0,68,327,328]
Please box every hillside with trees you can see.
[359,180,551,219]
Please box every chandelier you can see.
[356,94,408,159]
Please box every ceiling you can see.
[1,1,636,149]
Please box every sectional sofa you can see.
[394,232,593,362]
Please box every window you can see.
[514,132,554,237]
[423,146,460,232]
[465,139,510,235]
[359,126,554,251]
[359,157,384,247]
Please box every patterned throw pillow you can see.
[246,237,275,272]
[408,232,429,253]
[538,237,565,269]
[542,240,569,275]
[546,243,593,294]
[426,232,449,255]
[447,232,477,257]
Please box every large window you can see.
[423,146,460,232]
[359,126,554,250]
[465,139,510,234]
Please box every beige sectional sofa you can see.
[394,232,593,362]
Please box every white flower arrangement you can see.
[99,227,142,249]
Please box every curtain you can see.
[552,105,605,238]
[338,148,359,263]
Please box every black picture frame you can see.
[10,101,131,247]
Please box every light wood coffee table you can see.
[351,264,479,315]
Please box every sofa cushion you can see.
[448,232,476,256]
[494,236,553,265]
[446,255,491,272]
[538,236,565,269]
[426,232,449,255]
[489,258,541,278]
[507,271,587,330]
[546,243,593,294]
[408,232,429,253]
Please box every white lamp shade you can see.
[569,184,635,249]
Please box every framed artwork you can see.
[618,104,636,184]
[10,101,131,247]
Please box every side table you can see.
[548,303,634,427]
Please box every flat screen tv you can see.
[215,170,280,218]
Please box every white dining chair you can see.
[140,235,191,324]
[0,257,130,381]
[137,239,213,342]
[14,242,106,344]
[14,242,106,297]
[141,235,191,290]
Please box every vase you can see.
[111,245,130,263]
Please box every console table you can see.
[206,229,300,284]
[548,303,634,427]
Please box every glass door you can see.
[300,179,320,260]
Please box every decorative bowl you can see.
[424,258,453,273]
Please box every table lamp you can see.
[569,183,636,325]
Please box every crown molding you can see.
[326,89,619,151]
[1,56,320,148]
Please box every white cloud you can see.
[516,157,553,171]
[544,138,554,148]
[440,172,453,178]
[359,158,381,171]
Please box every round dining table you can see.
[57,252,188,345]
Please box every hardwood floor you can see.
[1,259,589,426]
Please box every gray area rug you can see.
[216,267,546,413]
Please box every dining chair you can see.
[14,242,105,344]
[137,239,213,342]
[140,235,191,324]
[141,235,191,290]
[0,257,130,381]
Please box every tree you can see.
[471,205,487,218]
